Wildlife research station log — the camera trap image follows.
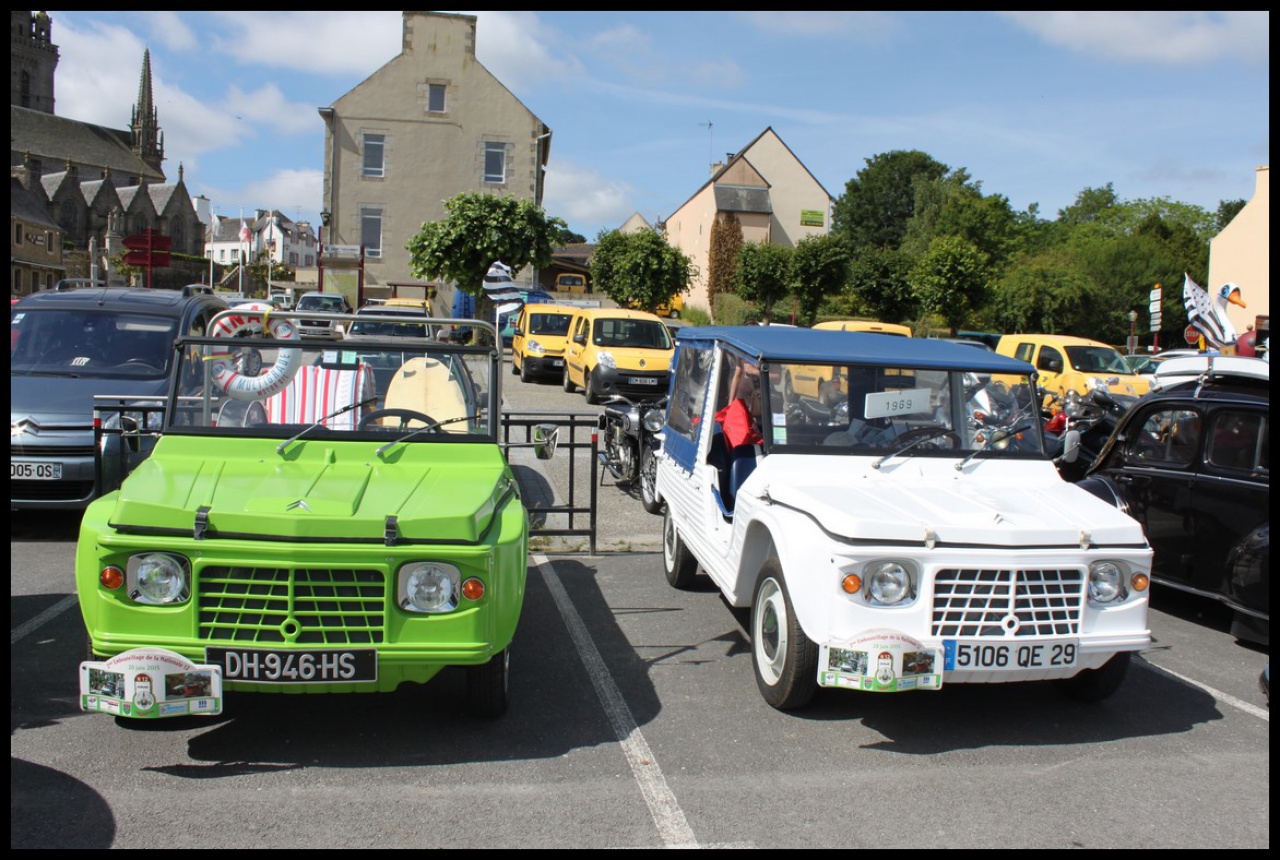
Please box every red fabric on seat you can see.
[714,398,763,449]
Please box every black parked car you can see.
[11,284,228,510]
[1077,357,1269,646]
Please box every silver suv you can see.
[294,292,352,340]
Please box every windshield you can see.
[757,361,1046,458]
[347,313,435,339]
[1065,345,1131,374]
[298,295,347,312]
[528,311,573,336]
[10,308,177,378]
[168,318,496,444]
[592,318,673,350]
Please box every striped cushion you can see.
[264,364,375,429]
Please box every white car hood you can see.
[758,457,1146,548]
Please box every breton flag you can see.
[1183,273,1232,349]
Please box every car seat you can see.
[263,363,376,429]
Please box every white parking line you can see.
[1138,657,1269,721]
[532,553,699,849]
[11,593,77,644]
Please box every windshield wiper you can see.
[276,396,377,455]
[872,427,952,470]
[954,424,1033,471]
[375,413,481,456]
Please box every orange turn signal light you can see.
[841,574,862,595]
[100,566,125,590]
[461,578,485,601]
[1131,573,1150,592]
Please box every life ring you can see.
[208,301,302,401]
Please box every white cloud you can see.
[146,11,197,52]
[542,161,637,238]
[739,11,899,40]
[209,11,402,76]
[223,83,319,137]
[999,11,1269,66]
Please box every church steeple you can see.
[130,48,164,167]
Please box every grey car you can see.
[294,292,353,340]
[10,284,227,510]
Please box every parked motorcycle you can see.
[598,393,668,514]
[1042,383,1137,481]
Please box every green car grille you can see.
[198,566,386,645]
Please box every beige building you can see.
[318,11,550,308]
[663,127,832,318]
[1208,164,1269,340]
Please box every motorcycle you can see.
[1041,383,1137,481]
[598,393,668,515]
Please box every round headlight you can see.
[1088,561,1126,603]
[642,408,664,433]
[129,553,190,604]
[866,561,913,605]
[399,562,461,613]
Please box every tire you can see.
[1055,651,1130,702]
[510,355,519,376]
[584,366,601,405]
[562,364,576,393]
[669,309,680,320]
[640,444,663,514]
[662,506,698,589]
[519,356,533,383]
[751,561,818,710]
[465,647,510,718]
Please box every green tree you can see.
[908,236,989,335]
[989,250,1096,335]
[1215,198,1246,231]
[589,228,693,313]
[840,246,916,323]
[706,213,743,310]
[736,241,793,322]
[789,234,848,326]
[903,174,1022,276]
[405,193,565,340]
[1058,183,1120,226]
[832,150,949,252]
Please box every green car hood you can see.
[106,436,517,543]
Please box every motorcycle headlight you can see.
[642,407,665,433]
[596,351,617,370]
[526,339,546,356]
[864,560,916,606]
[127,553,191,604]
[399,562,461,613]
[1088,561,1127,603]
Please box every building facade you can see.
[662,127,833,319]
[1208,164,1270,339]
[319,11,551,302]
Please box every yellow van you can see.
[562,307,675,404]
[814,319,912,337]
[625,292,685,319]
[995,333,1152,405]
[510,303,576,384]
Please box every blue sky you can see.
[44,11,1268,240]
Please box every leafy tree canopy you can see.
[908,236,990,335]
[590,228,693,312]
[736,241,793,322]
[790,234,848,326]
[832,150,949,252]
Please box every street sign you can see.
[122,229,172,269]
[1149,286,1163,302]
[1185,325,1201,345]
[1148,300,1162,313]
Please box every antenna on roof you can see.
[698,121,713,171]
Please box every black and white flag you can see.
[1183,273,1232,349]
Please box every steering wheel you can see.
[893,425,962,449]
[359,408,437,431]
[117,358,162,371]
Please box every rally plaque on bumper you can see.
[206,647,377,684]
[80,647,223,719]
[818,630,943,692]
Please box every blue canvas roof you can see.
[676,325,1034,374]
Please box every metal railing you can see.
[501,411,600,554]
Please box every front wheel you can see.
[519,356,533,383]
[640,444,662,514]
[752,561,818,710]
[562,364,576,393]
[662,506,698,589]
[584,367,601,405]
[465,647,510,718]
[1055,651,1130,702]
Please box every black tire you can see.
[662,506,698,589]
[510,355,519,376]
[751,560,818,710]
[519,356,533,383]
[584,367,600,405]
[669,309,680,320]
[465,647,510,718]
[562,364,576,393]
[640,444,662,514]
[1055,651,1130,702]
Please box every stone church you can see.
[10,10,205,293]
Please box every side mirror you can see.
[573,333,587,345]
[1060,429,1081,463]
[1044,358,1063,374]
[532,423,559,460]
[512,327,524,337]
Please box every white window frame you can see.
[361,207,384,259]
[484,142,507,185]
[362,133,386,178]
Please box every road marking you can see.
[1138,658,1268,721]
[533,553,699,849]
[11,593,78,644]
